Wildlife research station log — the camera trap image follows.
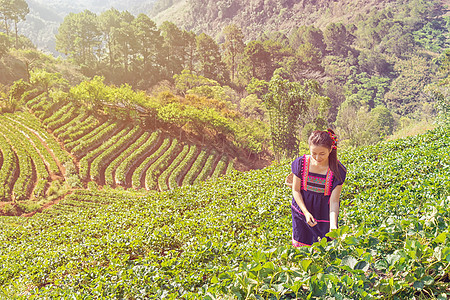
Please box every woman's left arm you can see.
[329,185,343,230]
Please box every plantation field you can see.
[0,97,235,212]
[0,125,449,298]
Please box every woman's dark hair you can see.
[308,129,342,182]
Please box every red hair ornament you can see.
[328,130,338,150]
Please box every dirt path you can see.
[21,191,72,218]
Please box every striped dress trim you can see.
[301,155,333,196]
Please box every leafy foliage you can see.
[0,125,448,298]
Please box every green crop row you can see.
[131,136,170,189]
[13,112,72,166]
[168,144,198,190]
[70,122,119,156]
[26,96,41,108]
[105,131,152,186]
[193,150,217,185]
[226,158,234,175]
[52,111,88,137]
[47,106,77,131]
[60,115,99,144]
[210,155,228,179]
[0,128,33,200]
[0,117,50,199]
[5,115,61,176]
[64,120,111,151]
[113,130,161,187]
[29,96,54,116]
[127,131,163,189]
[181,149,208,186]
[0,135,17,201]
[89,126,141,182]
[42,102,73,126]
[145,138,181,191]
[158,144,190,192]
[79,126,131,181]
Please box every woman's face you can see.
[309,144,332,164]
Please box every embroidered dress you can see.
[291,154,346,247]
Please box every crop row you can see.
[145,138,181,190]
[89,126,141,183]
[5,115,61,177]
[158,144,190,191]
[182,149,208,186]
[132,136,170,189]
[13,112,72,166]
[210,155,228,179]
[26,98,234,192]
[42,102,74,128]
[0,135,17,201]
[116,130,162,187]
[47,106,77,131]
[0,120,35,200]
[79,126,131,181]
[52,111,88,137]
[105,131,153,186]
[58,115,99,143]
[64,120,112,152]
[193,150,217,185]
[169,145,198,189]
[0,116,54,198]
[71,122,120,156]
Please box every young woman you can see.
[290,129,346,247]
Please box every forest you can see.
[0,0,449,161]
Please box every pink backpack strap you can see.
[324,169,333,196]
[301,155,309,191]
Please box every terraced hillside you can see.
[0,125,448,298]
[0,97,235,208]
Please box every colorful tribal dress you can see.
[291,154,346,247]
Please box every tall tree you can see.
[222,24,244,82]
[99,8,121,69]
[160,21,186,78]
[0,0,29,47]
[183,30,197,72]
[115,11,136,75]
[132,13,162,85]
[245,40,271,80]
[56,10,101,68]
[263,68,318,161]
[324,23,354,56]
[196,33,228,83]
[0,32,8,58]
[0,0,12,36]
[10,0,28,48]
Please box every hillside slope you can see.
[0,95,238,215]
[151,0,409,40]
[0,124,448,298]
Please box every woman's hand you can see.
[304,212,317,227]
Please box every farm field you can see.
[0,97,235,214]
[0,125,448,298]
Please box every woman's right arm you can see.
[292,174,317,227]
